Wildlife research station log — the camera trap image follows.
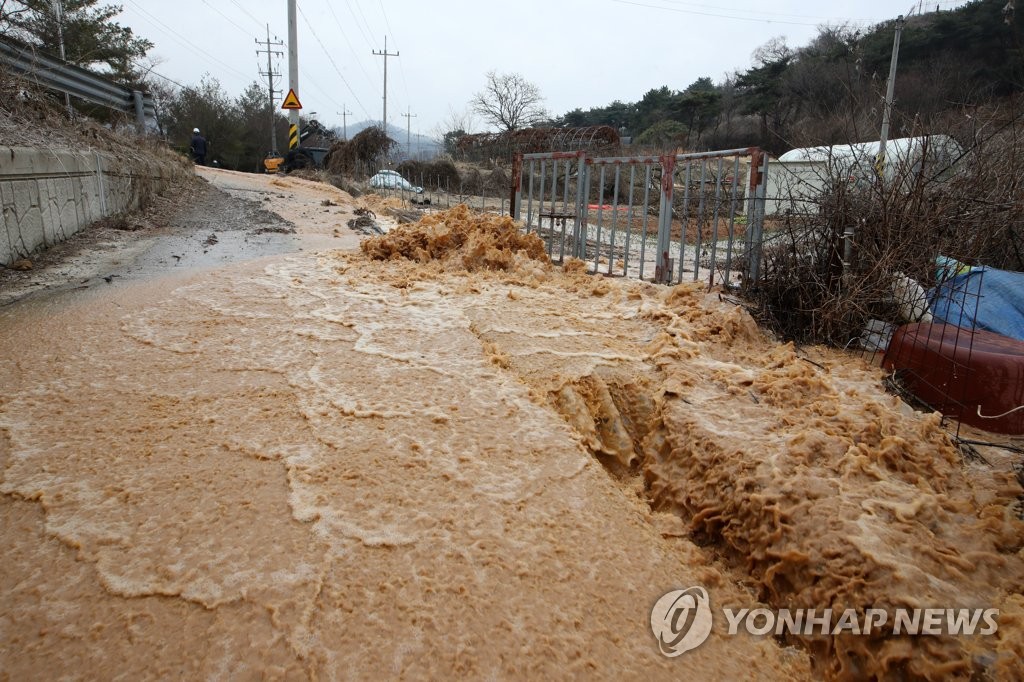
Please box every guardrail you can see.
[0,39,154,127]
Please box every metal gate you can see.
[511,148,769,287]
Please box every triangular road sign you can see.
[281,89,302,110]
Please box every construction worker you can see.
[190,127,207,166]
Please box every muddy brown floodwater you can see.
[1,169,1022,680]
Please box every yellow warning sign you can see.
[281,89,302,110]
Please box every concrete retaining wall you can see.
[0,145,185,265]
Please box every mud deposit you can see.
[354,208,1024,678]
[1,206,1021,679]
[0,211,804,679]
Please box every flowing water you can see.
[0,247,805,678]
[1,192,1021,679]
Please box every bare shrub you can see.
[395,159,461,191]
[323,126,396,177]
[749,104,1024,346]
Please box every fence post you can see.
[511,153,523,221]
[746,149,769,288]
[654,154,676,283]
[574,154,590,260]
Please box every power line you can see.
[125,0,251,80]
[226,0,265,30]
[296,4,371,119]
[377,0,412,106]
[325,1,378,91]
[344,0,378,54]
[300,67,345,113]
[658,0,862,22]
[610,0,876,27]
[131,60,186,88]
[352,0,381,51]
[198,0,253,37]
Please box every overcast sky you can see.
[118,0,970,138]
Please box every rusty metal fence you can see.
[511,148,769,287]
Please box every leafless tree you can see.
[0,1,32,37]
[430,105,476,140]
[428,105,479,157]
[470,70,547,132]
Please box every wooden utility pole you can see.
[372,37,399,133]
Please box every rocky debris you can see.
[347,208,383,236]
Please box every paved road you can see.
[0,168,809,679]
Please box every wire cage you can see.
[455,126,621,164]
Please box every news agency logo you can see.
[649,587,714,657]
[651,587,1001,658]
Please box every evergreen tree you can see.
[163,75,240,167]
[0,0,151,83]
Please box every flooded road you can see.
[1,169,1021,680]
[0,171,807,679]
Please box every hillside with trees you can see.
[556,0,1024,155]
[4,0,1022,168]
[0,0,151,83]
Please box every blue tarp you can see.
[930,266,1024,342]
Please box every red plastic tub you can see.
[882,323,1024,435]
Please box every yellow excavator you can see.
[263,153,284,173]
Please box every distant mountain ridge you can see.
[337,120,442,159]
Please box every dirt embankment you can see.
[362,207,1024,680]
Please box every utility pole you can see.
[402,107,416,158]
[876,15,905,179]
[287,0,300,149]
[372,36,399,133]
[337,106,352,140]
[256,25,284,155]
[51,0,72,116]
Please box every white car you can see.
[369,170,423,193]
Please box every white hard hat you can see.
[193,127,200,133]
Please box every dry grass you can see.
[0,67,190,174]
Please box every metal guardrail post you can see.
[132,90,145,130]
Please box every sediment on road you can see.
[1,197,1020,679]
[362,208,1024,679]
